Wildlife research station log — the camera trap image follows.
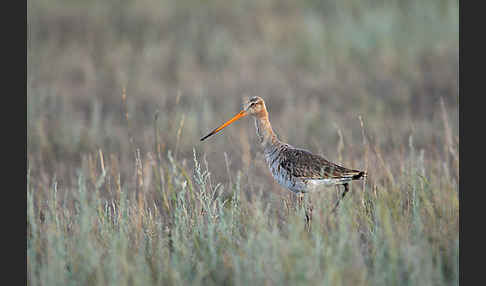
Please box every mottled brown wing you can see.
[279,146,362,179]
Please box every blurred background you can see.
[27,0,458,197]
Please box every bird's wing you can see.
[278,146,363,180]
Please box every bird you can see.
[200,96,366,212]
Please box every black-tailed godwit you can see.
[201,96,366,212]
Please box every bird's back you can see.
[264,143,364,193]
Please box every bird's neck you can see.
[253,114,279,150]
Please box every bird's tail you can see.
[352,170,367,180]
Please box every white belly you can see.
[263,145,351,193]
[265,153,351,193]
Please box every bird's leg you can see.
[294,192,313,230]
[305,195,313,231]
[296,193,311,228]
[331,183,349,213]
[297,192,304,209]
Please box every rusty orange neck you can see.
[254,113,279,149]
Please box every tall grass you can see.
[27,135,458,285]
[27,0,458,285]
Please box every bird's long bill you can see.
[200,110,247,141]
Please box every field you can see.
[27,0,459,285]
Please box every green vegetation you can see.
[27,0,458,285]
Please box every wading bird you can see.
[200,96,366,212]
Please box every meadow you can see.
[27,0,459,285]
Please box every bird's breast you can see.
[264,147,307,193]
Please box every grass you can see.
[27,141,459,285]
[27,0,458,285]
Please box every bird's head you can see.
[200,96,268,141]
[243,96,267,117]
